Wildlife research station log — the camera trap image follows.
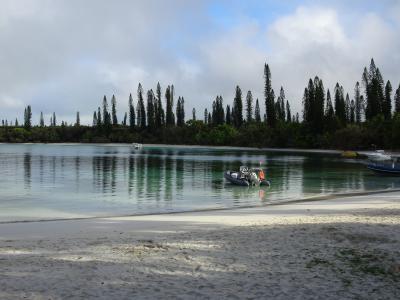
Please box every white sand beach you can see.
[1,191,400,299]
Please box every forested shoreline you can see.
[1,59,400,150]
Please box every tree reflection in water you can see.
[3,144,399,222]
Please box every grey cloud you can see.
[0,1,399,125]
[0,0,208,124]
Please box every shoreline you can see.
[2,187,400,225]
[0,141,371,154]
[2,142,400,158]
[0,141,344,153]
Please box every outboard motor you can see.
[249,172,259,186]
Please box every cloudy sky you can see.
[0,0,399,125]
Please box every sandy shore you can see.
[1,192,400,299]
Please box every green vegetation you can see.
[1,59,400,149]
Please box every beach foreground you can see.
[1,192,400,299]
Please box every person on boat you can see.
[239,166,249,179]
[259,169,265,181]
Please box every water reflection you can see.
[24,153,31,188]
[2,144,400,221]
[75,156,80,191]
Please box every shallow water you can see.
[0,143,399,222]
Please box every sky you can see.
[0,0,399,125]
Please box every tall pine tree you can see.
[180,97,185,126]
[155,82,165,128]
[24,105,32,129]
[176,96,185,127]
[334,83,346,124]
[147,90,156,130]
[233,85,243,128]
[40,112,44,127]
[103,95,111,129]
[395,83,400,114]
[350,99,355,123]
[362,58,385,120]
[255,99,261,123]
[225,105,231,125]
[129,93,135,129]
[75,111,80,126]
[245,91,253,122]
[276,87,286,122]
[211,96,224,125]
[264,63,275,127]
[345,93,351,122]
[137,84,146,129]
[97,107,102,126]
[192,108,196,121]
[286,100,291,123]
[314,77,325,130]
[165,85,175,126]
[325,89,335,122]
[383,80,392,119]
[354,82,363,123]
[111,94,118,125]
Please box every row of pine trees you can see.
[3,59,400,139]
[301,59,400,134]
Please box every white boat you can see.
[366,150,392,161]
[132,143,143,149]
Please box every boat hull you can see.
[367,165,400,176]
[224,171,271,186]
[224,172,250,186]
[260,180,271,186]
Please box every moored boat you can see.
[341,151,358,158]
[224,166,271,187]
[224,171,250,186]
[367,161,400,176]
[366,150,400,175]
[366,150,392,161]
[132,143,143,149]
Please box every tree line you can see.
[1,58,400,149]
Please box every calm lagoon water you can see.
[0,143,399,222]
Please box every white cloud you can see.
[269,7,347,50]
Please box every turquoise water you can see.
[0,143,399,222]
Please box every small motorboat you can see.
[132,143,143,150]
[224,166,271,187]
[224,170,250,186]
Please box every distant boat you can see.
[341,151,358,158]
[367,162,400,175]
[132,143,143,149]
[366,150,392,161]
[367,153,400,175]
